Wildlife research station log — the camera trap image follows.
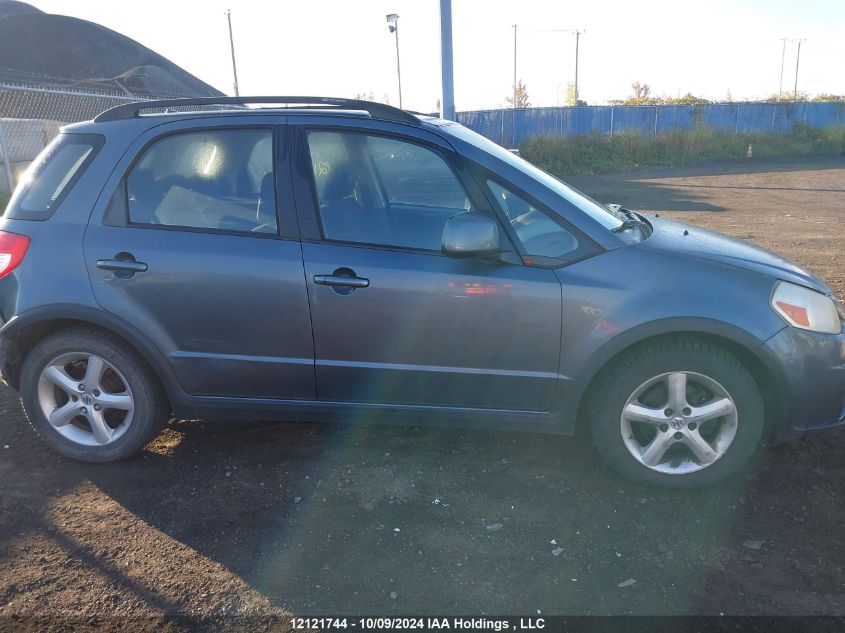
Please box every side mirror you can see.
[441,213,501,258]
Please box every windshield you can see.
[443,123,625,231]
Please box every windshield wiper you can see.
[607,203,647,234]
[611,218,642,233]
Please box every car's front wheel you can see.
[20,328,168,462]
[588,338,765,488]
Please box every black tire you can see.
[587,338,765,488]
[19,328,168,462]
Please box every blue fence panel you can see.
[611,106,657,135]
[455,102,843,146]
[699,104,738,132]
[655,105,694,133]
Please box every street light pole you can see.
[387,14,403,109]
[439,0,455,120]
[778,38,787,95]
[225,9,239,97]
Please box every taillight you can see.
[0,231,30,279]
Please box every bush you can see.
[0,191,9,213]
[520,125,845,176]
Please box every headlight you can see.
[770,281,842,334]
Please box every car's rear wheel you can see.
[587,338,765,488]
[20,329,168,462]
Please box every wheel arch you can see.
[0,304,181,409]
[567,318,790,442]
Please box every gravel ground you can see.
[1,156,844,628]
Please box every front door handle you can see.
[96,259,148,273]
[314,274,369,288]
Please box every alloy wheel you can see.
[620,371,738,474]
[36,352,135,447]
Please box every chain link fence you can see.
[0,81,156,194]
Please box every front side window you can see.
[445,124,625,232]
[126,128,277,234]
[5,133,102,220]
[307,130,473,251]
[487,180,581,259]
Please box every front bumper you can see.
[763,324,845,442]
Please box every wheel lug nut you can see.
[664,408,673,416]
[688,422,697,431]
[93,404,102,412]
[77,384,86,392]
[673,431,683,440]
[92,390,100,397]
[659,423,669,432]
[71,395,78,402]
[79,407,87,415]
[682,407,692,416]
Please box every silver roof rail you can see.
[94,96,420,125]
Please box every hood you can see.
[638,214,831,295]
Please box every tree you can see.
[664,93,710,105]
[609,83,708,106]
[609,81,658,105]
[563,83,586,106]
[506,80,530,108]
[765,92,808,102]
[354,91,376,101]
[812,94,845,102]
[632,81,651,101]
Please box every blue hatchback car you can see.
[0,97,843,487]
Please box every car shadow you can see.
[3,393,845,616]
[80,418,816,615]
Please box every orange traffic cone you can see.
[746,143,753,158]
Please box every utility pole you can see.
[574,30,583,102]
[778,38,787,95]
[439,0,455,120]
[512,24,518,109]
[514,27,583,106]
[793,39,805,100]
[225,9,239,97]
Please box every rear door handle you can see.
[314,274,369,288]
[96,259,148,273]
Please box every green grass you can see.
[520,124,845,177]
[0,190,9,214]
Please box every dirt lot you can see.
[1,157,844,628]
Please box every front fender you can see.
[553,247,790,433]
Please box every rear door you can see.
[291,117,564,411]
[83,116,315,400]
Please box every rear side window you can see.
[125,128,277,234]
[5,133,103,221]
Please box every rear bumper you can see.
[763,325,845,442]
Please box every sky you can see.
[29,0,845,112]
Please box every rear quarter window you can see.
[4,133,103,221]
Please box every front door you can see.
[294,123,563,411]
[83,120,315,400]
